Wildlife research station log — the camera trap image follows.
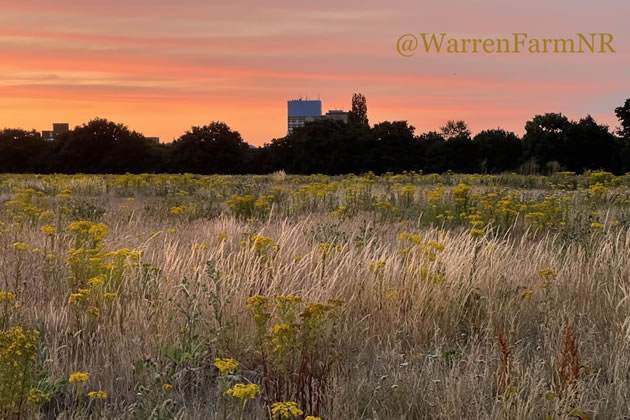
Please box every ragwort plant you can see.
[0,293,54,418]
[247,294,343,417]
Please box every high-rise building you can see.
[287,99,351,135]
[287,99,322,134]
[42,123,69,141]
[324,110,349,123]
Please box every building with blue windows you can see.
[287,99,322,134]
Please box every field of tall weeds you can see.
[1,171,630,419]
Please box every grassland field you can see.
[1,170,630,419]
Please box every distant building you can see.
[287,99,351,135]
[146,137,160,144]
[288,99,322,134]
[42,123,69,141]
[324,110,349,123]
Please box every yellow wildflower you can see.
[275,295,302,305]
[214,358,239,374]
[88,391,107,399]
[271,401,303,419]
[69,371,89,383]
[369,260,386,271]
[385,290,399,301]
[12,242,30,251]
[225,383,260,400]
[538,269,557,281]
[28,388,50,404]
[470,228,484,238]
[88,276,105,287]
[68,292,87,305]
[318,242,331,257]
[246,295,270,310]
[41,225,55,236]
[0,291,17,302]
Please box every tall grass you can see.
[0,172,629,419]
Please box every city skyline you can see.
[1,0,629,145]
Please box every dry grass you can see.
[1,173,629,419]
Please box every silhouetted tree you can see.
[418,131,447,173]
[522,113,620,173]
[55,118,151,173]
[348,93,369,127]
[0,129,45,172]
[372,121,419,173]
[522,113,572,170]
[281,119,374,174]
[440,120,471,140]
[431,121,479,172]
[170,122,249,174]
[4,99,630,175]
[564,115,618,172]
[443,136,479,173]
[473,129,522,173]
[615,98,630,139]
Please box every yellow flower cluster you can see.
[224,383,260,400]
[300,302,337,322]
[385,290,399,301]
[0,327,38,362]
[271,323,294,353]
[538,268,557,290]
[247,295,270,311]
[318,242,332,258]
[69,371,89,383]
[250,235,279,255]
[68,220,108,243]
[591,222,605,230]
[87,276,105,287]
[56,189,72,199]
[170,206,186,215]
[271,401,304,419]
[255,194,275,211]
[12,242,31,251]
[41,225,55,236]
[0,327,41,413]
[0,291,17,303]
[214,357,239,374]
[538,269,557,281]
[275,295,302,306]
[451,183,472,208]
[470,228,485,238]
[68,289,90,305]
[227,194,256,217]
[27,387,50,404]
[369,260,386,272]
[88,391,107,399]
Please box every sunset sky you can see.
[1,0,629,145]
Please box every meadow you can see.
[1,170,630,419]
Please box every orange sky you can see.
[1,0,629,145]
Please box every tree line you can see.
[2,95,630,175]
